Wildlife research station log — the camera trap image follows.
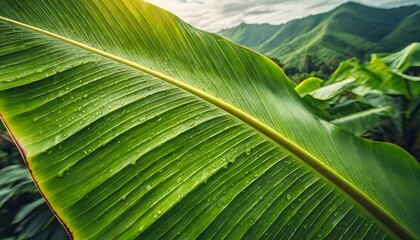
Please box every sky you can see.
[145,0,419,32]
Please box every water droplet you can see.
[286,194,291,201]
[157,209,162,215]
[57,169,65,177]
[131,160,137,165]
[57,167,69,177]
[145,184,152,191]
[176,177,182,183]
[121,195,127,201]
[245,148,251,155]
[177,195,181,199]
[253,173,259,178]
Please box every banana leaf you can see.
[0,1,419,239]
[329,44,420,98]
[331,107,392,136]
[381,43,420,75]
[295,77,323,96]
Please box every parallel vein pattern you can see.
[0,0,419,239]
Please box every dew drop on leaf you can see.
[286,194,291,201]
[245,148,251,155]
[57,169,65,178]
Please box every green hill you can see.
[219,2,420,76]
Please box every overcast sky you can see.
[145,0,419,32]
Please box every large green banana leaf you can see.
[0,1,419,239]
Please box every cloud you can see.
[145,0,419,32]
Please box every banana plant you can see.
[0,1,419,239]
[0,164,67,239]
[296,44,420,159]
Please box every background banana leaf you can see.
[0,0,419,239]
[297,43,420,160]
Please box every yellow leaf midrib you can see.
[0,15,414,239]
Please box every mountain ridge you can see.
[219,2,420,78]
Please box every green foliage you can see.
[0,1,420,239]
[0,125,67,239]
[294,77,323,95]
[298,43,420,160]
